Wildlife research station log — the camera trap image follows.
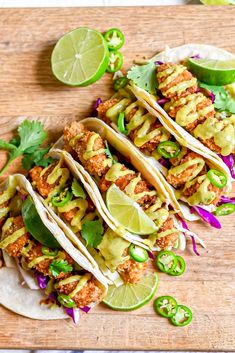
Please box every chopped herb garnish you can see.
[127,61,157,94]
[81,219,104,248]
[199,82,235,114]
[49,259,73,277]
[0,120,51,176]
[104,141,117,164]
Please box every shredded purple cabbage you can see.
[91,98,102,117]
[158,157,171,169]
[20,194,27,201]
[191,206,221,229]
[155,60,163,66]
[190,235,200,256]
[191,54,201,59]
[217,195,235,206]
[219,154,235,179]
[65,308,80,324]
[179,218,200,256]
[34,271,49,289]
[48,292,57,300]
[209,91,215,103]
[80,306,91,314]
[147,251,155,260]
[157,98,169,106]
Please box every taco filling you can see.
[62,122,180,250]
[156,62,235,158]
[29,157,149,284]
[0,183,104,316]
[97,88,227,208]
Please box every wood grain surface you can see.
[0,6,235,351]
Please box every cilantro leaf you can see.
[0,140,17,151]
[17,120,48,153]
[0,119,49,176]
[127,61,157,94]
[22,147,54,170]
[71,179,86,199]
[104,141,117,164]
[199,82,235,114]
[81,219,104,248]
[49,259,73,277]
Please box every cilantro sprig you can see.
[104,141,117,164]
[199,82,235,114]
[81,219,104,248]
[127,61,157,94]
[49,259,73,277]
[0,120,53,176]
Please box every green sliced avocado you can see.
[22,196,60,249]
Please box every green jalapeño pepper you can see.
[170,304,193,327]
[129,244,149,263]
[154,296,178,318]
[215,203,235,216]
[113,76,129,91]
[118,112,128,135]
[157,141,181,159]
[168,256,186,276]
[104,28,125,51]
[57,294,76,308]
[41,246,59,257]
[207,169,227,189]
[51,189,73,207]
[106,51,123,73]
[156,250,177,274]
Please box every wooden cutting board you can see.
[0,6,235,351]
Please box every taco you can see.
[0,174,107,322]
[28,151,152,285]
[96,83,232,228]
[126,44,235,179]
[51,118,202,252]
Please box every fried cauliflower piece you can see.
[2,216,30,257]
[56,275,103,307]
[117,258,148,284]
[167,151,205,188]
[97,98,119,121]
[157,63,198,100]
[64,122,111,177]
[25,243,73,278]
[156,217,179,250]
[29,164,58,198]
[168,92,215,132]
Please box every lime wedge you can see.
[103,272,158,310]
[106,184,157,235]
[51,27,109,86]
[188,58,235,86]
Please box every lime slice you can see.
[188,58,235,86]
[51,27,109,86]
[201,0,233,4]
[106,184,157,235]
[103,272,158,311]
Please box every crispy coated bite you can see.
[168,92,215,132]
[29,164,59,198]
[64,122,111,177]
[99,166,136,193]
[2,216,30,257]
[117,258,147,284]
[183,177,224,205]
[56,275,103,307]
[157,63,198,100]
[25,243,73,278]
[130,122,167,153]
[97,98,119,120]
[156,217,179,249]
[167,151,205,188]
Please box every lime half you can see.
[106,184,157,235]
[51,27,109,86]
[188,58,235,85]
[103,272,158,311]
